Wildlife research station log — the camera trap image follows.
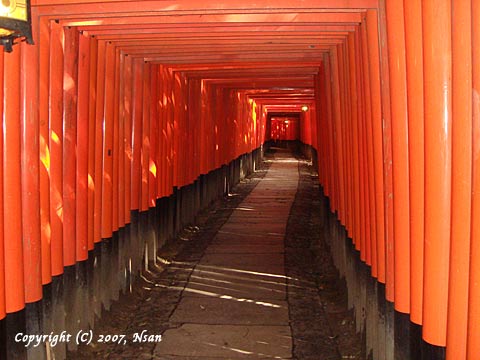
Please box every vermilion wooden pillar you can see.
[377,0,392,289]
[131,58,143,211]
[422,0,452,347]
[4,46,25,312]
[112,48,121,231]
[386,0,410,314]
[348,33,361,253]
[63,26,79,266]
[366,9,385,287]
[101,42,115,238]
[467,0,480,357]
[93,39,106,243]
[446,0,472,359]
[123,54,133,223]
[403,0,425,326]
[38,16,52,284]
[87,35,98,251]
[360,17,376,269]
[140,62,151,212]
[21,37,42,302]
[49,20,65,275]
[149,65,158,207]
[330,46,346,225]
[76,32,90,261]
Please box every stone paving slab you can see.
[228,209,278,213]
[227,212,291,219]
[199,253,285,270]
[182,283,287,301]
[211,233,285,245]
[231,206,293,210]
[224,218,288,224]
[169,297,289,325]
[239,195,297,199]
[226,218,289,224]
[220,223,287,232]
[205,244,285,254]
[227,214,290,219]
[220,225,287,233]
[219,207,283,213]
[189,266,288,286]
[154,324,292,359]
[213,232,286,239]
[240,196,297,199]
[216,230,287,238]
[209,239,284,248]
[183,268,287,300]
[192,264,285,276]
[238,201,295,206]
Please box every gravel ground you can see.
[285,154,363,360]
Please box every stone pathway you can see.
[154,150,298,359]
[71,147,363,360]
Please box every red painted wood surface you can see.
[38,16,53,284]
[48,21,65,275]
[386,0,410,314]
[76,32,90,261]
[447,0,472,358]
[467,0,480,357]
[21,38,42,302]
[4,47,25,312]
[63,26,78,266]
[422,0,452,346]
[403,0,424,326]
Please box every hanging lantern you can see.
[0,0,33,52]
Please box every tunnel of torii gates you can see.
[0,0,479,359]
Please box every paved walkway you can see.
[72,148,363,360]
[154,150,298,359]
